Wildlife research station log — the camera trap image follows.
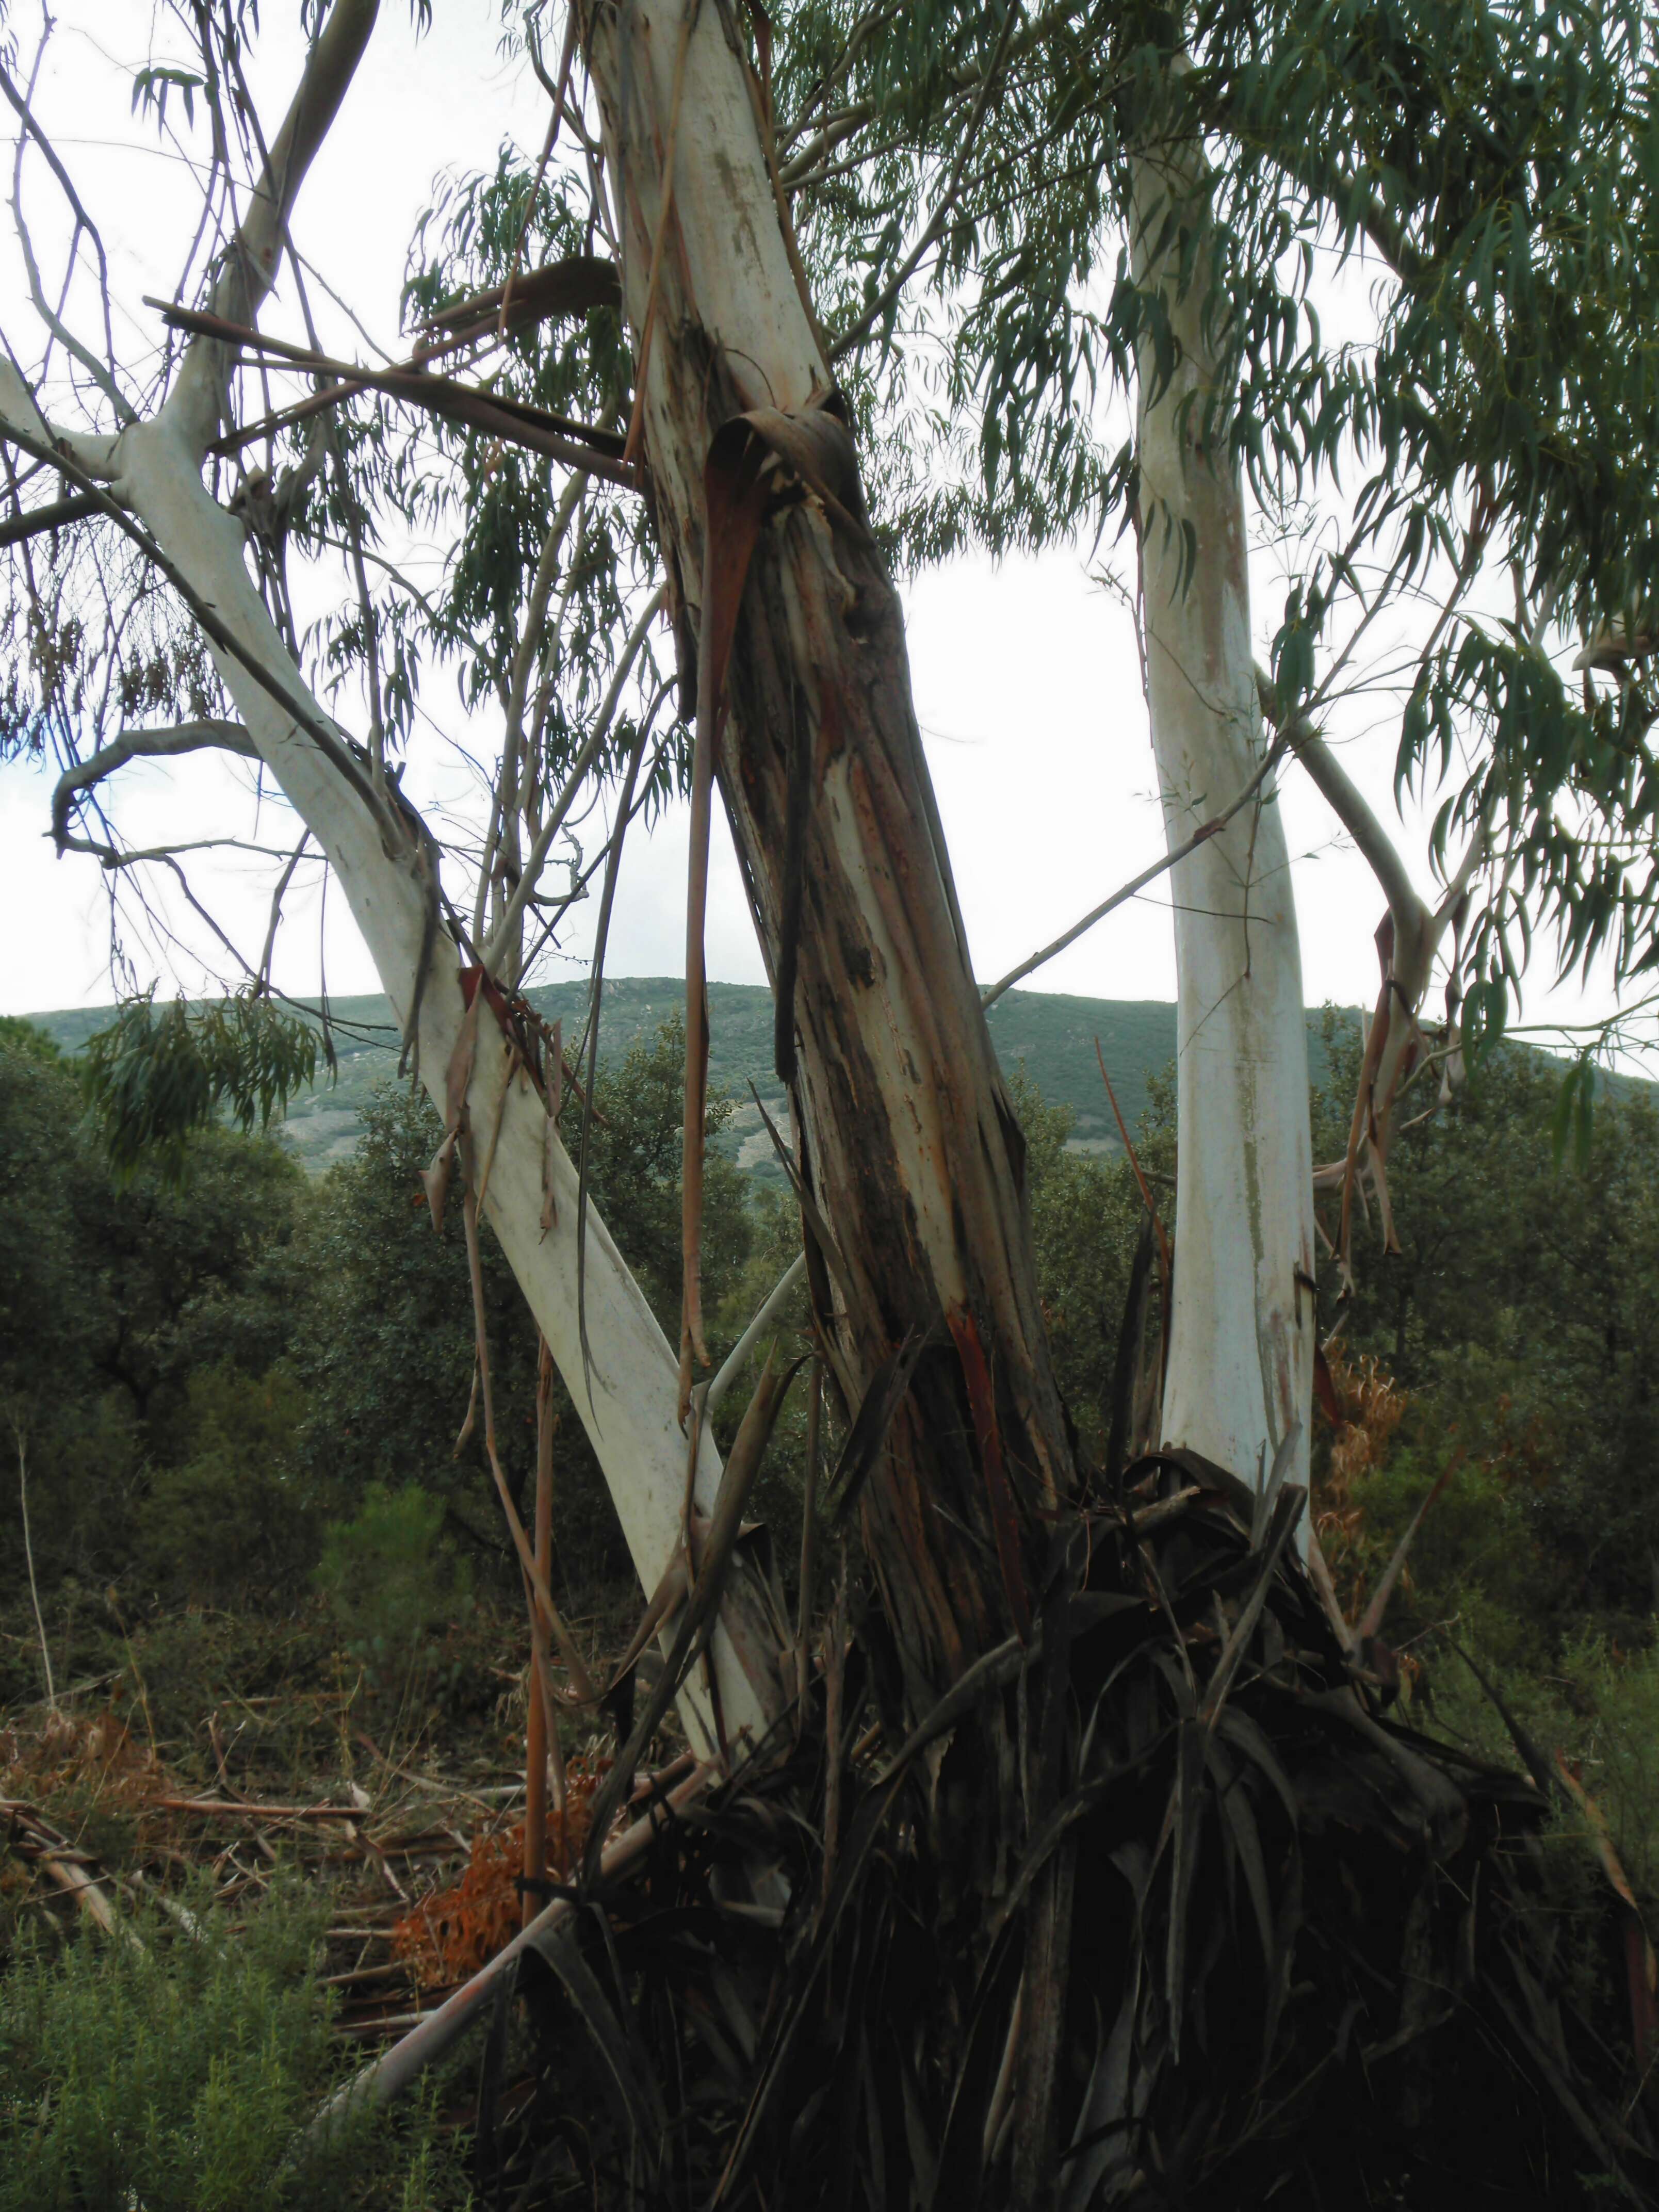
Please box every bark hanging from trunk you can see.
[582,0,1075,1706]
[1130,135,1315,1509]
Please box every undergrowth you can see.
[0,1878,471,2210]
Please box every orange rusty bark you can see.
[582,0,1075,1707]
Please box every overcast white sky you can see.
[0,2,1629,1055]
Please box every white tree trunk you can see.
[111,420,776,1749]
[1131,149,1315,1507]
[0,0,777,1753]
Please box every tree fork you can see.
[581,0,1077,1704]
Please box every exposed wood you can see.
[583,0,1075,1703]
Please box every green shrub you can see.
[0,1880,467,2208]
[315,1485,473,1694]
[137,1365,319,1606]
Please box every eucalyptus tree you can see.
[0,0,782,1757]
[773,0,1659,1459]
[3,0,1657,2198]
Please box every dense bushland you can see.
[4,1005,1658,1952]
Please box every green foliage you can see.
[0,1015,60,1063]
[1553,1051,1602,1170]
[136,1367,318,1607]
[80,992,321,1183]
[1006,1067,1148,1459]
[0,1030,310,1597]
[314,1484,473,1693]
[0,1881,465,2209]
[1314,1017,1659,1632]
[767,0,1659,1013]
[290,1018,753,1592]
[311,141,676,808]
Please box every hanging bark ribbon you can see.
[679,392,868,1416]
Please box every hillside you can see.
[32,980,1353,1178]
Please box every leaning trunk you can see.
[581,0,1074,1711]
[0,0,777,1755]
[1130,133,1315,1505]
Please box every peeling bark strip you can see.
[583,0,1073,1697]
[682,394,865,1398]
[1130,132,1315,1515]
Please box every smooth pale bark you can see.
[582,0,1075,1707]
[1131,147,1315,1506]
[3,397,775,1754]
[0,7,777,1754]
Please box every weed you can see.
[0,1877,471,2207]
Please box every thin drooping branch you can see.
[52,720,256,851]
[1,42,133,424]
[480,579,666,977]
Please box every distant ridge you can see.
[30,980,1353,1177]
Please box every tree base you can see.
[470,1458,1657,2208]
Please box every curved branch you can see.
[52,720,255,851]
[165,0,383,458]
[1256,666,1428,950]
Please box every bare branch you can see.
[981,736,1289,1005]
[208,255,623,459]
[52,719,256,851]
[155,300,639,489]
[0,490,102,547]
